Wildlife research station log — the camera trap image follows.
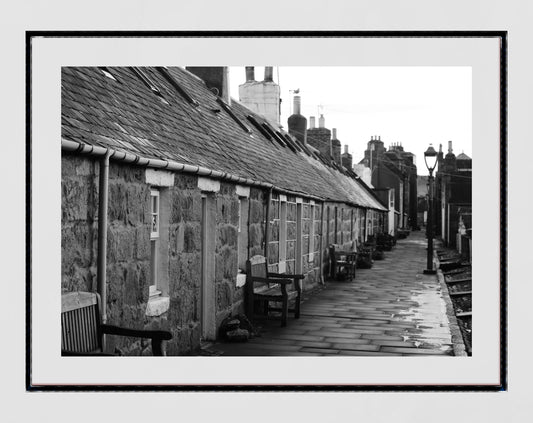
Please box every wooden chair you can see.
[329,244,357,281]
[61,291,172,356]
[245,255,303,327]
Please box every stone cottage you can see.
[61,66,387,355]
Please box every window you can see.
[308,202,315,262]
[150,190,160,297]
[144,169,175,317]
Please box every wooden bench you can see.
[245,255,303,327]
[61,291,172,356]
[329,244,357,281]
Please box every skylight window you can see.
[261,123,287,148]
[216,98,251,134]
[131,67,160,93]
[156,67,199,107]
[130,67,170,105]
[246,115,273,142]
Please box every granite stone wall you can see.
[215,183,241,327]
[61,154,99,294]
[62,154,267,355]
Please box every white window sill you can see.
[236,273,247,288]
[145,295,170,317]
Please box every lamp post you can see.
[423,144,438,275]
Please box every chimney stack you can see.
[341,143,353,169]
[288,95,307,145]
[448,140,453,153]
[245,66,255,81]
[264,66,274,82]
[331,127,341,163]
[319,114,325,128]
[310,116,316,129]
[239,65,280,125]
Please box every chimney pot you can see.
[448,140,453,153]
[264,66,273,82]
[344,145,349,154]
[245,67,255,81]
[332,128,337,139]
[319,114,325,128]
[310,116,315,129]
[293,95,301,115]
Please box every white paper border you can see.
[31,35,501,387]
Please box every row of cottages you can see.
[61,66,387,355]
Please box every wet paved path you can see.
[214,231,456,356]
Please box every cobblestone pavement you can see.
[214,231,458,356]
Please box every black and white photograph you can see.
[60,65,473,359]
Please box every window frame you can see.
[149,189,160,298]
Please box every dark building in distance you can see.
[434,141,472,250]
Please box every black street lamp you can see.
[423,144,438,275]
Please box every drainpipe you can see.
[97,150,111,326]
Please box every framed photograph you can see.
[27,31,505,390]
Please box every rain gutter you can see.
[61,139,325,202]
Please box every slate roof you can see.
[61,67,386,211]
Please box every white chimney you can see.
[319,114,325,128]
[332,128,337,139]
[344,145,349,154]
[310,116,315,129]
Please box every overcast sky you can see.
[229,66,471,175]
